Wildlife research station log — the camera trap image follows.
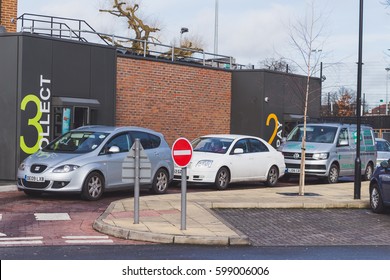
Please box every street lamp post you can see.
[386,67,390,115]
[354,0,363,200]
[180,27,189,47]
[214,0,219,55]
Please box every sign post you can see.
[122,139,152,224]
[172,138,193,230]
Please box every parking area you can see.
[215,208,390,246]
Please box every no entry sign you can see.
[172,137,193,167]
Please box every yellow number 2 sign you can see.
[266,113,283,148]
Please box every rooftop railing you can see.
[18,13,241,69]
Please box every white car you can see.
[173,134,285,190]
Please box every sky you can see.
[16,0,390,110]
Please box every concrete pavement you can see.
[93,181,370,246]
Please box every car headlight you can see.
[18,162,26,171]
[53,164,80,173]
[312,153,329,160]
[195,160,213,168]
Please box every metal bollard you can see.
[134,138,140,224]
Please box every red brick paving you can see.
[0,190,152,246]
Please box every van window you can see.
[287,125,337,144]
[338,128,349,146]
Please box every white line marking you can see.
[62,235,109,239]
[0,237,44,246]
[34,213,71,221]
[173,150,191,156]
[0,240,43,245]
[65,239,113,244]
[0,236,43,241]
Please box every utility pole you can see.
[386,67,390,115]
[354,0,363,200]
[214,0,219,55]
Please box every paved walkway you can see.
[92,181,370,246]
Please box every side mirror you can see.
[233,148,244,154]
[380,160,389,169]
[108,145,120,154]
[281,137,287,143]
[338,139,348,146]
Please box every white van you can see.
[278,123,377,183]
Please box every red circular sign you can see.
[172,138,193,167]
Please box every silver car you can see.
[375,138,390,166]
[17,126,174,200]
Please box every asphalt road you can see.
[2,244,390,260]
[1,178,390,260]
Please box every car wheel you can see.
[326,163,339,184]
[370,184,385,213]
[81,172,104,201]
[265,165,279,187]
[363,163,374,181]
[151,168,169,194]
[23,189,42,197]
[215,167,230,190]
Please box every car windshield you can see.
[192,137,233,154]
[376,140,390,152]
[287,126,337,144]
[43,131,109,153]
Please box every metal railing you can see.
[17,13,237,69]
[18,13,110,45]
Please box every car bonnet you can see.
[23,150,94,168]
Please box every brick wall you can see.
[0,0,17,32]
[116,57,232,145]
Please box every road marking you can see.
[65,239,114,244]
[173,150,192,156]
[63,235,110,239]
[0,236,43,246]
[62,235,113,244]
[34,213,71,221]
[0,240,43,245]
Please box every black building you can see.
[0,33,116,180]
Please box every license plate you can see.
[174,169,182,175]
[287,168,300,174]
[25,175,45,182]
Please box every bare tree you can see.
[258,57,296,73]
[288,1,326,195]
[100,0,160,54]
[321,91,338,116]
[100,0,204,58]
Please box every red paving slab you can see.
[0,190,152,246]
